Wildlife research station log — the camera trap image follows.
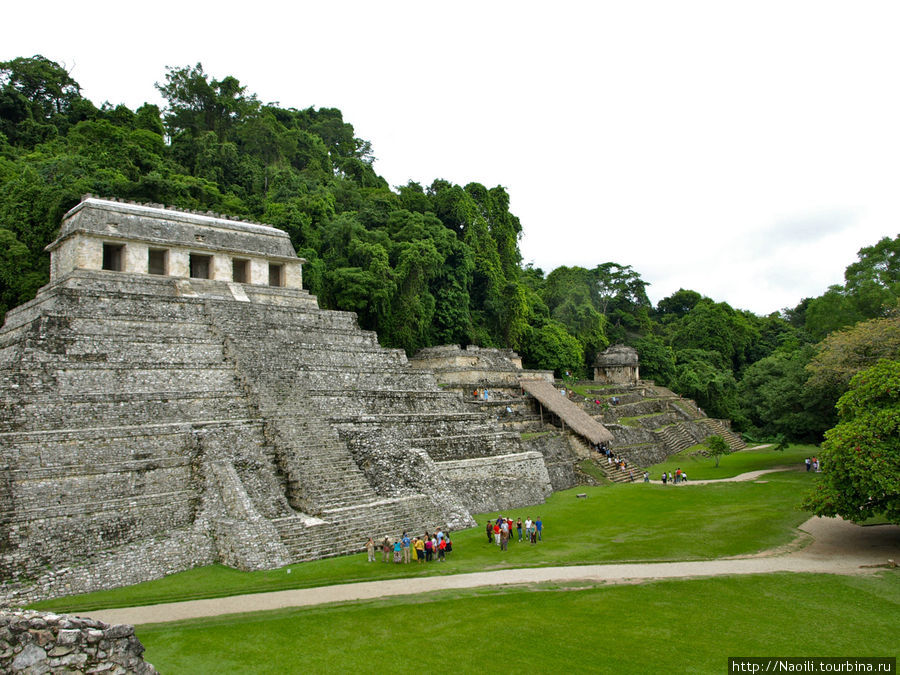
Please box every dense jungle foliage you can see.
[1,56,898,446]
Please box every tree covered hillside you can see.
[1,56,898,444]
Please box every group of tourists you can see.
[660,468,687,484]
[594,443,632,472]
[591,441,610,455]
[804,457,820,472]
[486,516,542,551]
[365,530,452,564]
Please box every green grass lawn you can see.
[30,472,819,613]
[136,571,900,673]
[646,443,819,480]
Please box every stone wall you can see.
[0,610,157,674]
[520,433,577,492]
[436,452,552,514]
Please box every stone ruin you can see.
[593,344,640,385]
[0,609,157,674]
[0,197,553,604]
[409,344,554,400]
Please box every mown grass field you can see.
[28,444,900,672]
[32,470,819,613]
[646,443,818,480]
[136,572,900,674]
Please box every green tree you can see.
[670,299,758,372]
[802,359,900,524]
[805,317,900,406]
[0,55,94,147]
[542,266,609,367]
[843,235,900,318]
[803,286,862,342]
[656,288,703,320]
[705,435,730,467]
[738,344,825,441]
[633,334,675,386]
[156,63,260,142]
[670,349,742,422]
[520,319,585,377]
[593,263,650,314]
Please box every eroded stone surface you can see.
[0,610,156,674]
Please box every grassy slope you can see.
[646,443,820,480]
[31,471,818,613]
[137,572,900,673]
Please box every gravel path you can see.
[647,466,799,485]
[90,515,900,626]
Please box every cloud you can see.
[741,208,860,255]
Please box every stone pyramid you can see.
[0,197,551,603]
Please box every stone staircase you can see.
[0,269,553,590]
[568,436,634,483]
[655,422,697,455]
[272,495,446,561]
[698,418,747,450]
[569,381,747,471]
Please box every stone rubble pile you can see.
[0,610,157,674]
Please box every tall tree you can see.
[0,55,93,147]
[156,63,260,142]
[802,358,900,524]
[805,317,900,404]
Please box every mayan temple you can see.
[0,197,553,603]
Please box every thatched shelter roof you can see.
[519,379,614,444]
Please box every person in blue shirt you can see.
[401,532,411,564]
[535,516,543,542]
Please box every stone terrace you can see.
[0,199,552,604]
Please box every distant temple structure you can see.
[593,344,640,384]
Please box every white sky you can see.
[5,1,899,315]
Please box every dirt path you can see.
[89,516,900,626]
[647,466,803,485]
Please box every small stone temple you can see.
[0,197,554,604]
[593,344,640,384]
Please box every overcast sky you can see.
[6,1,899,315]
